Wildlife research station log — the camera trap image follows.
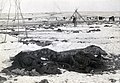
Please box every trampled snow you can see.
[0,24,120,83]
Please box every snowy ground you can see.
[0,24,120,83]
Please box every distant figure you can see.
[63,17,67,20]
[72,16,77,27]
[109,16,115,22]
[98,16,105,20]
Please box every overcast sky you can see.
[1,0,120,13]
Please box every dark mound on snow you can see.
[2,45,109,75]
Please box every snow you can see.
[2,71,120,83]
[0,24,120,83]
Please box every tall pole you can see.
[15,0,28,38]
[18,0,28,38]
[4,0,11,43]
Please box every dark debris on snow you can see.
[1,45,120,76]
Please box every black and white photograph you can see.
[0,0,120,83]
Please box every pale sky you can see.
[1,0,120,13]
